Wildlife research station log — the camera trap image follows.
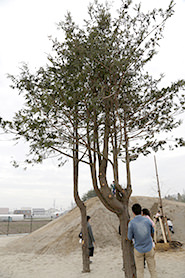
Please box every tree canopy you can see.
[1,0,184,168]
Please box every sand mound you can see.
[4,196,185,255]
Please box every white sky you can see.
[0,0,185,211]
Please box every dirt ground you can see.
[0,196,184,278]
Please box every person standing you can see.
[142,208,155,268]
[154,210,161,222]
[167,218,174,234]
[110,181,116,195]
[87,215,95,263]
[127,203,157,278]
[142,208,155,228]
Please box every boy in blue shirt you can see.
[127,203,157,278]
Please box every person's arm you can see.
[149,216,155,227]
[151,225,154,239]
[127,221,133,241]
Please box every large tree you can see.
[1,14,92,272]
[1,0,185,277]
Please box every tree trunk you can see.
[80,204,90,273]
[119,116,136,277]
[73,119,90,273]
[73,179,90,272]
[118,203,136,278]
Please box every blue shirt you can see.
[127,215,154,253]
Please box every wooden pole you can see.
[154,156,165,217]
[154,156,168,241]
[159,217,167,243]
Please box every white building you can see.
[32,208,45,215]
[0,214,24,221]
[0,208,9,214]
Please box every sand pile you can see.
[4,196,185,255]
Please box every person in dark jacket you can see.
[87,215,95,262]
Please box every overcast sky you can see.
[0,0,185,211]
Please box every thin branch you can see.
[50,146,90,165]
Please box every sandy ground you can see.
[0,197,184,278]
[0,235,184,278]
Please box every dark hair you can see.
[142,208,150,217]
[132,203,141,215]
[87,215,91,221]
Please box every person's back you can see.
[127,203,157,278]
[128,215,153,253]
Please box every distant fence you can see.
[0,216,52,235]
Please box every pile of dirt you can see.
[5,196,185,255]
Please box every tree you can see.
[82,190,97,202]
[1,13,92,272]
[66,1,185,276]
[1,0,185,277]
[165,193,185,203]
